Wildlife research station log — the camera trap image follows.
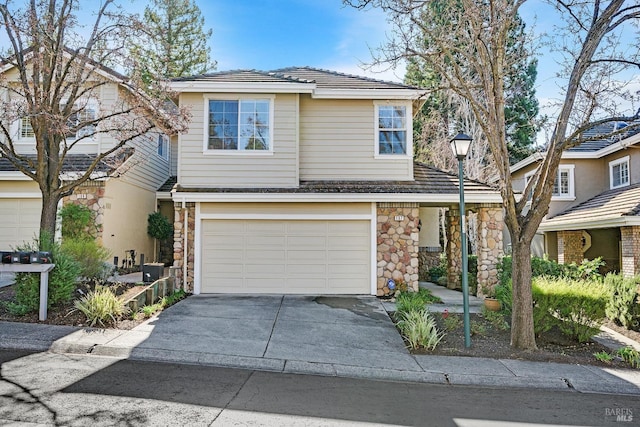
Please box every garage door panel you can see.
[0,198,41,249]
[201,219,370,294]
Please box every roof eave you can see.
[311,89,425,99]
[171,191,502,204]
[539,215,640,231]
[169,81,316,93]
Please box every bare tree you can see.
[346,0,640,349]
[0,0,190,246]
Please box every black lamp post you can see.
[450,132,472,348]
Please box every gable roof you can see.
[169,66,425,99]
[539,183,640,231]
[0,152,132,179]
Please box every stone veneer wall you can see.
[376,202,420,296]
[63,182,105,242]
[418,247,442,281]
[621,226,640,277]
[446,209,462,290]
[476,205,504,295]
[173,202,195,292]
[557,230,584,265]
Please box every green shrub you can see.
[396,309,443,350]
[443,313,462,331]
[498,255,605,286]
[60,203,94,239]
[616,346,640,369]
[13,239,80,313]
[61,238,112,279]
[532,276,608,342]
[481,307,510,331]
[604,273,640,330]
[495,280,513,315]
[395,288,441,316]
[73,285,129,327]
[147,211,173,240]
[427,254,447,281]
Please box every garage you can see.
[200,218,371,294]
[0,198,41,249]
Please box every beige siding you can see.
[119,132,171,192]
[178,93,298,188]
[299,96,413,181]
[101,178,155,262]
[604,150,640,187]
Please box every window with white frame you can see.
[524,165,575,200]
[157,134,169,159]
[20,117,34,139]
[206,98,271,151]
[376,104,408,155]
[609,156,630,189]
[65,103,97,139]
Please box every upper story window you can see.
[20,117,34,139]
[609,155,630,189]
[157,134,169,160]
[65,103,97,139]
[375,103,408,156]
[524,164,575,200]
[206,98,272,152]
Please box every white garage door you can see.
[0,198,41,249]
[201,219,370,294]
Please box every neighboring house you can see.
[0,58,172,265]
[510,122,640,276]
[167,67,504,295]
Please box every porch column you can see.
[557,230,584,265]
[476,204,504,296]
[621,226,640,277]
[173,202,196,292]
[376,203,420,296]
[445,208,462,290]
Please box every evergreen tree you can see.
[133,0,215,78]
[406,9,540,167]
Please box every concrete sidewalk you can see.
[1,288,639,396]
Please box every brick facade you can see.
[621,226,640,277]
[376,202,420,296]
[557,230,584,265]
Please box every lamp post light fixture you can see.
[450,132,472,348]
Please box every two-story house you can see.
[0,56,173,265]
[510,122,640,277]
[167,67,504,295]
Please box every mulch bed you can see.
[406,311,635,369]
[0,281,148,329]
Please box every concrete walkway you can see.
[1,285,639,395]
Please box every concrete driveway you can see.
[117,294,421,371]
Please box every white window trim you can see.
[609,155,630,189]
[157,133,169,161]
[373,100,412,159]
[61,98,99,142]
[552,164,575,200]
[523,165,575,201]
[202,94,275,155]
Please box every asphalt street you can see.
[0,349,637,426]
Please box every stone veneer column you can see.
[376,203,420,296]
[621,226,640,277]
[173,202,196,292]
[64,182,106,243]
[557,230,584,265]
[476,205,504,296]
[418,247,442,281]
[446,209,462,290]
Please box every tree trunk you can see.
[510,239,537,350]
[39,193,60,249]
